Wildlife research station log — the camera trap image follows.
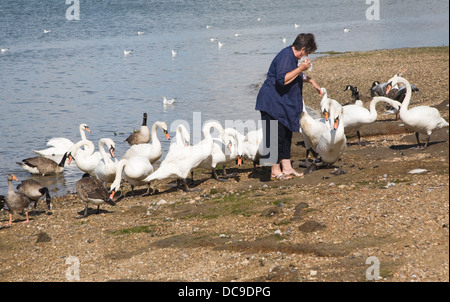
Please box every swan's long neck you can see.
[98,139,107,159]
[397,77,412,112]
[203,122,224,141]
[79,125,88,141]
[111,159,127,191]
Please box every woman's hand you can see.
[298,60,311,72]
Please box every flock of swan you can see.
[2,75,448,225]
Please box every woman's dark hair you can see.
[292,33,317,54]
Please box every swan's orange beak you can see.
[333,117,340,130]
[237,156,243,166]
[85,126,91,133]
[109,147,115,158]
[68,154,73,165]
[109,190,116,200]
[164,130,171,140]
[324,111,329,121]
[385,83,392,95]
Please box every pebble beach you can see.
[1,46,448,282]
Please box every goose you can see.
[125,113,150,146]
[33,123,91,158]
[16,179,52,211]
[94,138,117,183]
[315,99,347,174]
[386,76,449,148]
[197,126,239,180]
[123,121,170,163]
[67,139,102,175]
[142,121,223,191]
[344,85,372,105]
[109,155,154,198]
[76,173,116,218]
[371,79,419,101]
[342,96,402,145]
[4,174,34,226]
[17,153,69,176]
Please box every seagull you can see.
[171,49,178,57]
[163,96,176,105]
[43,29,51,34]
[1,48,8,53]
[281,37,287,44]
[294,23,300,28]
[137,31,144,35]
[206,25,212,29]
[218,41,224,49]
[257,17,261,22]
[123,49,133,56]
[210,37,218,42]
[344,27,351,32]
[234,33,242,37]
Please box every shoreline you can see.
[1,46,449,282]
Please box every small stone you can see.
[36,232,51,243]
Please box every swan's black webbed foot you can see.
[305,163,318,174]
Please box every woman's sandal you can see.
[270,173,293,181]
[286,171,304,177]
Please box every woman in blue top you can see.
[255,33,322,180]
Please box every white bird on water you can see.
[43,29,51,34]
[137,31,144,35]
[163,96,176,105]
[294,23,300,28]
[234,33,242,37]
[344,27,351,32]
[123,49,133,56]
[1,48,8,53]
[218,41,224,49]
[281,37,287,44]
[171,49,178,57]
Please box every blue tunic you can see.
[255,46,304,132]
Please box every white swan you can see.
[343,96,401,145]
[242,127,263,167]
[169,124,191,154]
[387,76,449,148]
[142,121,223,191]
[197,127,240,180]
[67,139,102,175]
[123,121,170,163]
[316,99,347,173]
[33,123,91,158]
[300,88,335,158]
[109,156,154,198]
[94,138,117,183]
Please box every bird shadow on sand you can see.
[389,140,447,150]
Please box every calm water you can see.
[0,0,448,196]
